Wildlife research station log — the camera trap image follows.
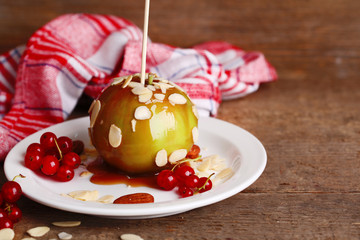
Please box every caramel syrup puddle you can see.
[86,157,158,189]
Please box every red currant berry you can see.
[0,209,7,219]
[72,140,84,155]
[56,165,74,182]
[1,181,22,203]
[197,177,213,193]
[6,205,22,223]
[157,170,178,190]
[174,165,195,183]
[26,143,45,156]
[184,175,200,188]
[178,186,194,198]
[57,136,73,155]
[40,132,57,150]
[0,217,13,229]
[186,144,201,159]
[24,151,42,170]
[41,155,59,176]
[62,152,81,169]
[45,147,60,159]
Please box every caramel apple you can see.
[88,74,199,175]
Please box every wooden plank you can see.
[9,192,360,239]
[0,0,359,239]
[0,0,359,52]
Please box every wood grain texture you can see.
[0,0,359,239]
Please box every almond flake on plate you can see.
[213,168,234,185]
[97,195,115,204]
[80,171,92,177]
[68,190,99,201]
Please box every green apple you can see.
[88,74,198,175]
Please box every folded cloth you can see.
[0,14,277,160]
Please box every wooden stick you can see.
[140,0,150,85]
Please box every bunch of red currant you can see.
[0,175,23,229]
[157,164,213,198]
[24,132,84,182]
[156,145,213,198]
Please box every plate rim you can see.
[4,116,267,218]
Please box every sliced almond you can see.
[88,100,95,113]
[134,106,151,120]
[154,82,173,94]
[147,85,156,91]
[60,193,72,199]
[214,168,234,182]
[169,93,187,105]
[111,76,125,86]
[90,100,101,128]
[131,86,151,95]
[68,190,99,201]
[208,155,226,171]
[197,158,212,172]
[211,162,227,171]
[27,226,50,237]
[21,238,37,240]
[157,78,169,83]
[122,75,133,88]
[97,195,115,204]
[131,119,137,132]
[58,232,72,240]
[85,147,97,154]
[0,228,15,240]
[52,221,81,227]
[138,91,153,102]
[154,93,165,101]
[128,81,143,88]
[192,127,199,143]
[80,171,92,177]
[155,149,168,167]
[109,124,122,148]
[120,234,144,240]
[169,149,187,163]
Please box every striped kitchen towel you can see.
[0,14,277,160]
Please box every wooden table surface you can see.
[0,0,359,239]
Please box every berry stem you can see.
[54,138,63,160]
[12,174,26,182]
[195,173,215,194]
[171,156,202,171]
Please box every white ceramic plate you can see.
[4,117,266,219]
